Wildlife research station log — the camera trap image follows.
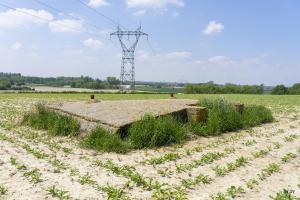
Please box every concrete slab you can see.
[47,99,198,132]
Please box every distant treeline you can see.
[185,82,264,94]
[271,84,300,95]
[0,72,120,90]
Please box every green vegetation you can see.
[128,114,187,149]
[0,185,7,196]
[185,82,264,94]
[0,72,120,90]
[80,127,130,154]
[21,97,273,154]
[192,98,273,136]
[22,104,80,136]
[272,83,300,95]
[270,189,300,200]
[271,85,289,95]
[47,185,70,200]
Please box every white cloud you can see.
[126,0,185,8]
[11,42,23,50]
[203,21,224,35]
[0,8,53,28]
[49,19,84,33]
[165,51,192,59]
[133,9,147,17]
[83,38,104,49]
[88,0,110,8]
[189,56,233,66]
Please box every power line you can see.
[0,2,84,33]
[75,0,127,30]
[32,0,104,32]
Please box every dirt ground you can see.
[0,98,299,200]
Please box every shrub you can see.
[128,114,187,149]
[192,98,273,136]
[22,104,80,136]
[80,127,131,154]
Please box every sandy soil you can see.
[0,98,299,200]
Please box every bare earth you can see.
[0,98,299,200]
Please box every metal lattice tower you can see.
[111,26,148,91]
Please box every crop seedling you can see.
[270,189,300,200]
[246,178,259,189]
[181,173,212,189]
[146,152,181,165]
[210,192,229,200]
[281,152,297,163]
[0,185,7,196]
[23,168,43,184]
[98,185,130,200]
[226,186,245,198]
[47,185,70,200]
[284,134,298,142]
[243,139,257,146]
[258,163,280,180]
[79,174,96,185]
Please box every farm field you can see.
[0,93,300,200]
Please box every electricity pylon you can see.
[111,26,148,91]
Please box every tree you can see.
[271,85,288,95]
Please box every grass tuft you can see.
[22,104,80,136]
[192,98,273,136]
[80,127,131,154]
[128,114,187,149]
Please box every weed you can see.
[128,114,187,149]
[22,104,80,136]
[194,98,273,136]
[80,126,130,154]
[47,185,70,200]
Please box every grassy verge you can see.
[22,104,80,136]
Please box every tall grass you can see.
[22,104,80,136]
[192,98,273,136]
[80,127,130,154]
[128,114,187,149]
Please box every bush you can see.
[22,104,80,136]
[128,115,187,149]
[80,127,131,154]
[192,98,273,136]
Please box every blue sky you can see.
[0,0,299,85]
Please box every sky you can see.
[0,0,299,86]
